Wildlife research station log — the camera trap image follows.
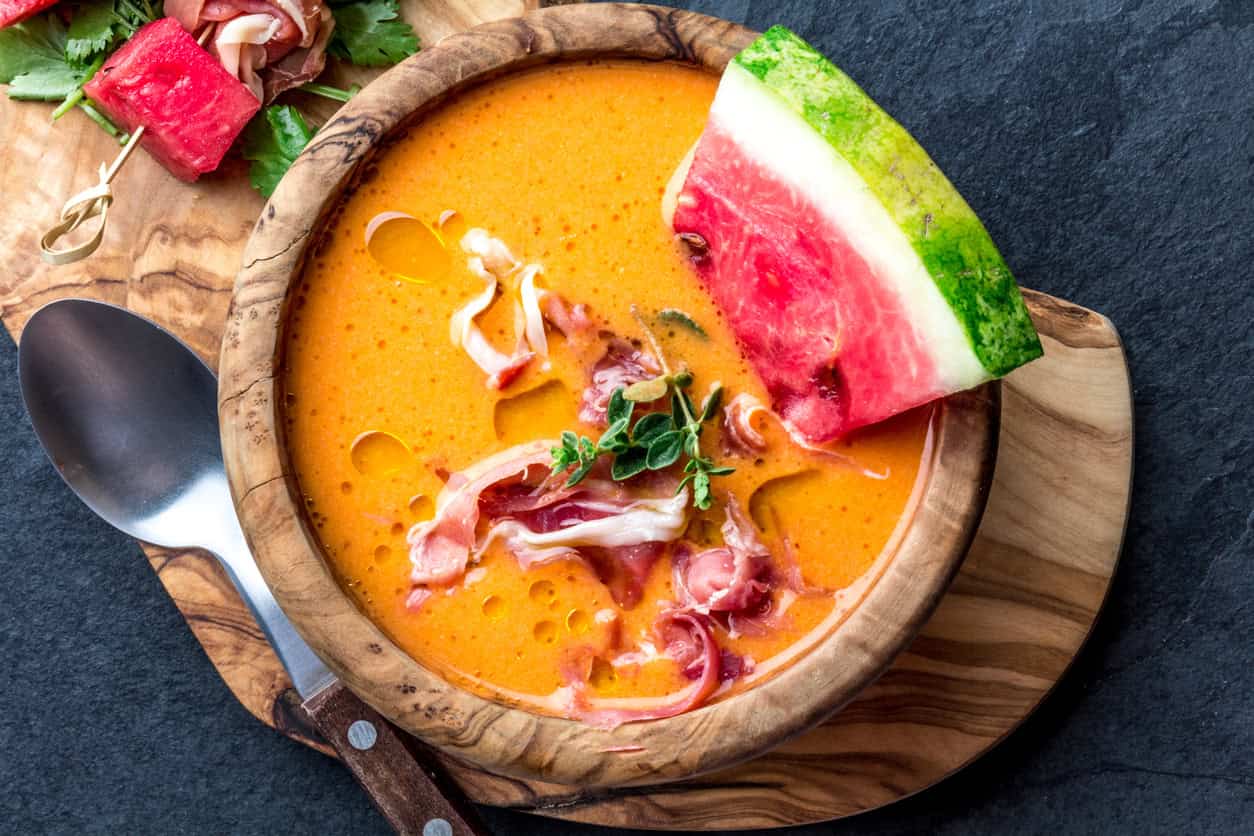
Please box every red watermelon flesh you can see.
[83,18,260,182]
[676,122,946,441]
[0,0,58,28]
[667,27,1043,443]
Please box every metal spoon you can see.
[19,298,488,836]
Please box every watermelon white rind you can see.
[670,26,1042,442]
[733,26,1041,376]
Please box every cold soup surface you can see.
[284,60,931,720]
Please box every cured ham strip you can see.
[260,5,333,101]
[722,392,769,456]
[721,389,892,480]
[407,442,690,605]
[449,237,535,390]
[168,0,332,102]
[212,13,280,100]
[518,265,549,364]
[577,339,661,427]
[540,292,594,347]
[407,441,553,585]
[461,227,518,274]
[449,229,564,389]
[478,490,688,564]
[448,269,533,390]
[477,475,686,608]
[561,612,720,728]
[676,495,772,614]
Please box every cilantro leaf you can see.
[329,0,419,68]
[66,2,119,64]
[0,17,84,101]
[65,0,161,65]
[240,105,315,198]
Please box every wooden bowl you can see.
[219,3,999,788]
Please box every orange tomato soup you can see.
[284,61,931,711]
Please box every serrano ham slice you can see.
[407,441,553,586]
[721,392,769,456]
[168,0,332,102]
[561,611,720,728]
[676,495,772,614]
[407,442,690,606]
[577,339,661,427]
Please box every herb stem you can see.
[52,55,107,122]
[630,303,673,373]
[299,82,360,103]
[51,89,84,121]
[78,101,126,143]
[116,0,148,33]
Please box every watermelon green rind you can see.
[733,26,1042,375]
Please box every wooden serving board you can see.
[0,2,1132,830]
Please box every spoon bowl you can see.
[18,298,492,834]
[18,298,331,694]
[18,299,234,551]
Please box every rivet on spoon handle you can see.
[302,681,491,836]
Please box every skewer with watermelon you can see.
[1,1,420,262]
[85,17,262,182]
[666,26,1042,442]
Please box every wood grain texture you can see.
[441,288,1132,827]
[0,2,1133,829]
[219,3,998,789]
[0,0,532,759]
[303,681,491,835]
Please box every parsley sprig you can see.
[328,0,419,67]
[240,105,315,198]
[550,308,734,510]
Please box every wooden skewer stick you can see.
[40,29,213,266]
[39,126,146,266]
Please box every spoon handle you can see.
[303,681,491,835]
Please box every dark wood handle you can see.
[303,681,492,835]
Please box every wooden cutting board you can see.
[0,2,1132,829]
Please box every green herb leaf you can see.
[329,0,420,67]
[610,446,648,481]
[0,17,84,101]
[631,412,672,445]
[622,375,669,403]
[65,0,161,66]
[670,392,686,428]
[597,423,631,455]
[606,388,633,426]
[549,324,734,509]
[240,105,315,198]
[658,308,707,339]
[699,383,723,423]
[566,457,597,487]
[66,3,119,65]
[692,471,713,510]
[683,432,701,458]
[645,430,684,470]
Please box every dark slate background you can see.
[2,0,1252,833]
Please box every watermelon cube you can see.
[669,27,1042,443]
[0,0,58,28]
[83,17,260,182]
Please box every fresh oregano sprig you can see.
[548,307,734,509]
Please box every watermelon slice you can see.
[667,26,1042,443]
[0,0,57,28]
[83,18,260,182]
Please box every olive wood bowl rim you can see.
[218,2,1000,788]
